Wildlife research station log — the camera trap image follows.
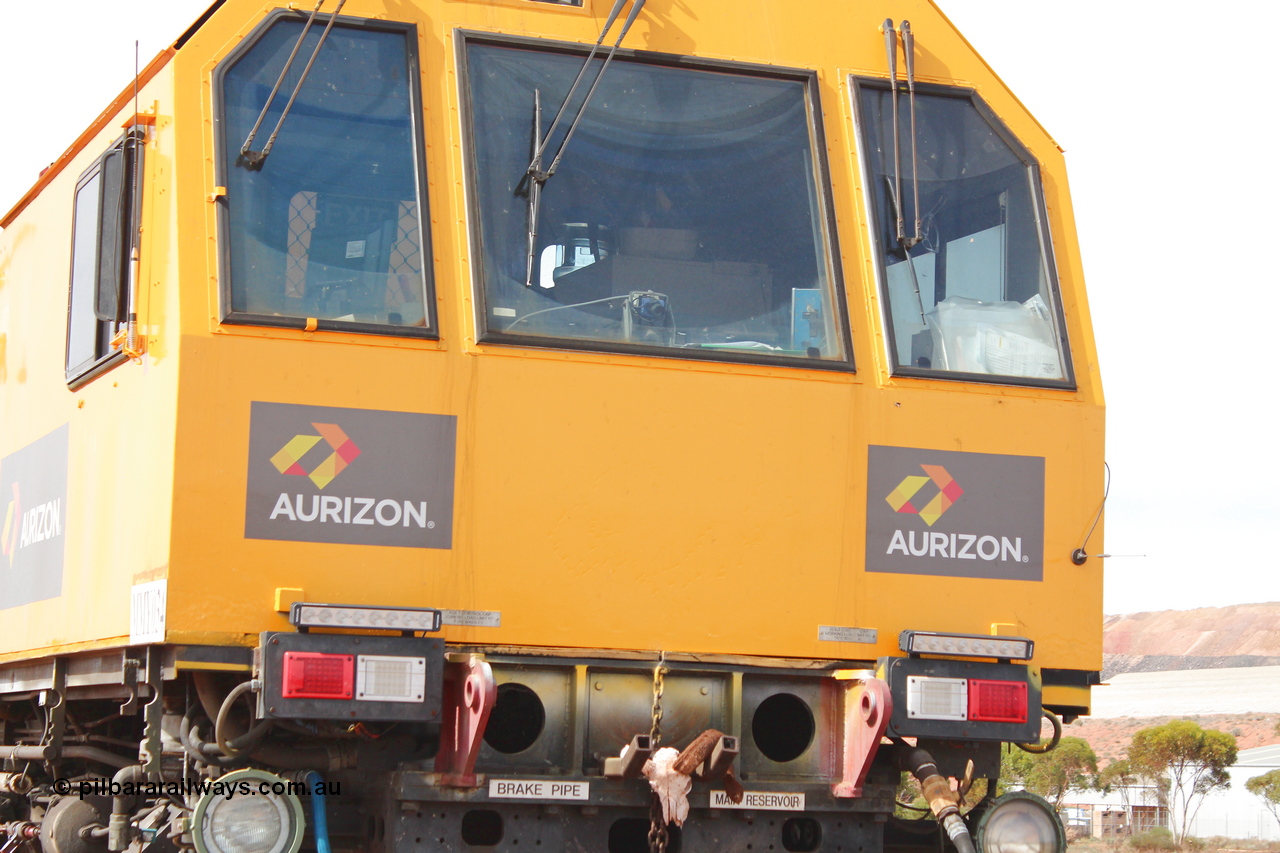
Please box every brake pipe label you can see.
[710,791,805,810]
[489,779,590,801]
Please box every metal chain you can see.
[647,651,668,853]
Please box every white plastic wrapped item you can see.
[925,294,1063,379]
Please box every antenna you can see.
[125,39,142,359]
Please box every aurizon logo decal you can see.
[269,423,361,489]
[1,483,20,567]
[0,480,63,568]
[885,465,964,527]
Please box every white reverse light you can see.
[900,630,1033,661]
[357,655,427,703]
[905,676,968,721]
[291,602,442,633]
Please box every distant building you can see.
[1061,782,1168,840]
[1058,745,1280,841]
[1178,744,1280,841]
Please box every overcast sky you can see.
[2,1,1276,616]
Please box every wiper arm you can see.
[899,21,922,249]
[519,0,647,286]
[238,0,348,170]
[883,18,927,323]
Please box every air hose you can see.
[304,771,332,853]
[898,746,976,853]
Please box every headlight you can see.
[192,769,305,853]
[973,791,1065,853]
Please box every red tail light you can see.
[282,651,354,699]
[967,679,1027,723]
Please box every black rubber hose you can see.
[1015,710,1063,754]
[178,713,238,767]
[191,673,330,767]
[215,681,257,757]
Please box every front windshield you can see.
[856,81,1072,384]
[464,39,847,364]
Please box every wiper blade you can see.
[519,0,646,286]
[882,18,922,250]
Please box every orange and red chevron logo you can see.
[1,483,19,567]
[885,464,964,527]
[270,423,361,490]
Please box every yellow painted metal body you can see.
[0,1,1103,682]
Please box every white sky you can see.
[2,1,1276,616]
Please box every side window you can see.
[216,15,433,336]
[854,80,1073,386]
[66,131,141,385]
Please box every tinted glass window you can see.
[66,132,140,385]
[67,172,104,374]
[857,82,1071,383]
[465,40,847,365]
[219,18,431,334]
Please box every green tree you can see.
[1244,769,1280,831]
[1127,720,1237,845]
[999,736,1098,808]
[1098,758,1138,812]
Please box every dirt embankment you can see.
[1065,713,1280,766]
[1103,603,1280,679]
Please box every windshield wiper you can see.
[238,0,348,170]
[519,0,647,287]
[884,18,927,322]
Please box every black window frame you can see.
[65,128,144,388]
[211,10,437,339]
[457,30,854,372]
[850,76,1075,390]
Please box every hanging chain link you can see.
[647,651,668,853]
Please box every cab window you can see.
[66,130,141,386]
[216,14,433,336]
[462,36,850,367]
[854,79,1073,385]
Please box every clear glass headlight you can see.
[974,791,1066,853]
[192,769,305,853]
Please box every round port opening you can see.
[483,682,546,754]
[782,817,823,852]
[751,692,815,763]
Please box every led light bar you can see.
[290,602,442,633]
[899,630,1033,661]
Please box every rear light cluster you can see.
[905,675,1028,723]
[281,651,426,703]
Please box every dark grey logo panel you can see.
[865,445,1044,581]
[245,402,456,549]
[0,424,69,608]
